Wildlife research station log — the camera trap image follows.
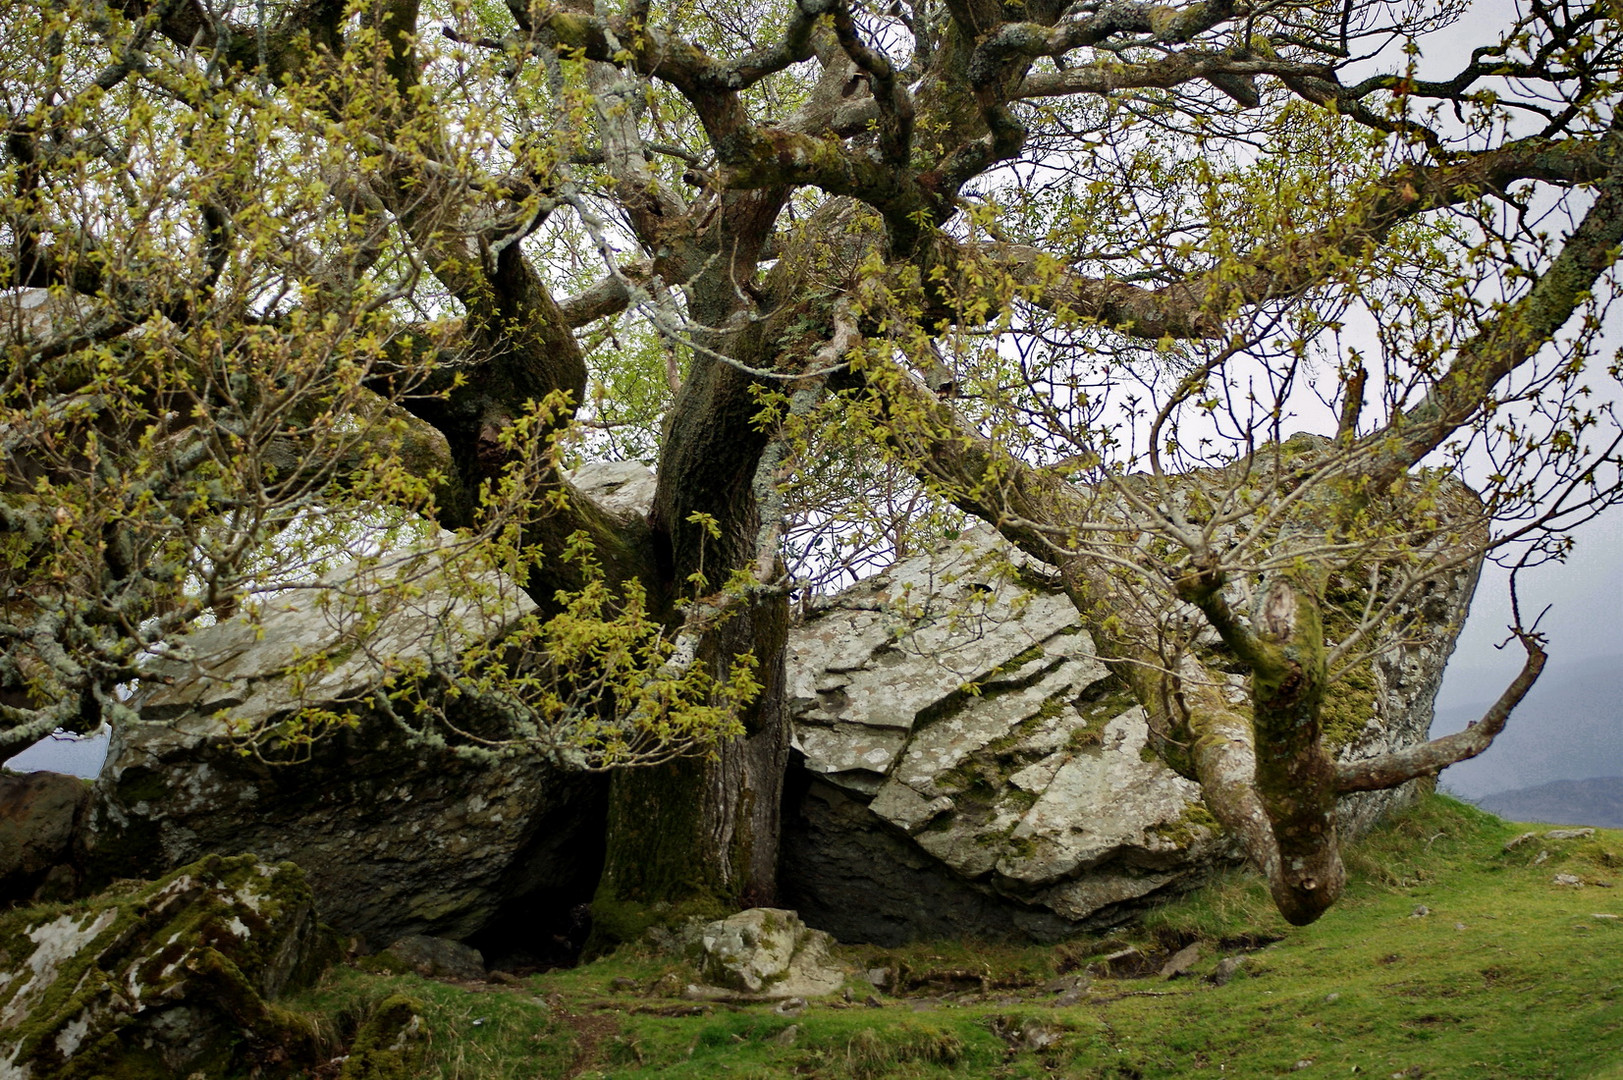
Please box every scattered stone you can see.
[0,853,335,1079]
[866,995,884,1008]
[866,966,892,990]
[1410,905,1430,918]
[1455,923,1466,931]
[383,934,486,981]
[990,1015,1062,1051]
[1593,913,1619,919]
[771,1024,802,1047]
[1090,946,1144,976]
[691,908,847,1000]
[1533,850,1550,865]
[611,976,640,992]
[1159,942,1202,979]
[1294,1061,1315,1071]
[1545,828,1595,840]
[774,997,808,1016]
[1054,987,1087,1007]
[1324,992,1340,1003]
[1504,832,1539,851]
[1207,956,1245,986]
[1554,874,1585,887]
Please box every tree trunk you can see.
[589,589,790,949]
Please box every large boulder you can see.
[0,772,89,906]
[0,853,335,1079]
[79,541,607,948]
[781,522,1477,944]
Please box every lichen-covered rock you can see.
[782,523,1477,944]
[78,542,606,948]
[0,772,88,906]
[690,908,846,1000]
[0,853,335,1079]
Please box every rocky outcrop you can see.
[78,540,607,949]
[781,523,1476,944]
[0,853,335,1079]
[0,772,89,906]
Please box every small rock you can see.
[1294,1060,1315,1071]
[695,908,846,999]
[1504,832,1538,851]
[1159,942,1201,979]
[1206,956,1244,986]
[611,976,639,992]
[774,997,808,1016]
[383,934,486,981]
[1454,923,1466,931]
[1592,913,1619,920]
[771,1024,801,1047]
[1545,828,1595,840]
[1533,850,1550,865]
[1090,946,1143,976]
[1554,874,1585,887]
[1410,905,1430,918]
[1324,992,1340,1003]
[866,966,892,990]
[1054,987,1086,1007]
[865,995,884,1008]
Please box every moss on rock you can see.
[0,853,338,1079]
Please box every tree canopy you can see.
[3,0,1620,927]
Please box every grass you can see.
[275,794,1623,1079]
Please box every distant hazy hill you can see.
[1431,653,1623,799]
[1471,777,1623,829]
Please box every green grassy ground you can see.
[282,795,1623,1079]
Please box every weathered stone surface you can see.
[782,521,1476,943]
[0,853,334,1079]
[383,934,487,981]
[689,908,847,1000]
[0,772,88,906]
[80,540,606,948]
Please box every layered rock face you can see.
[780,524,1478,944]
[78,541,606,949]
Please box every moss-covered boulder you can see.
[0,853,337,1078]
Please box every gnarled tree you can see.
[3,0,1620,931]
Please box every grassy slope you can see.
[283,795,1623,1079]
